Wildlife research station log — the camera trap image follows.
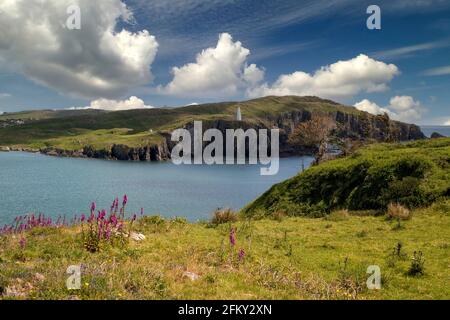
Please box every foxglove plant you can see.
[81,195,135,252]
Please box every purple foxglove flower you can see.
[238,248,246,261]
[230,228,236,246]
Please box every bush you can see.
[211,208,238,226]
[408,251,425,276]
[386,203,412,221]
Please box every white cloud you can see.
[445,119,450,126]
[243,63,265,85]
[354,96,426,123]
[160,33,264,98]
[0,93,11,98]
[354,99,392,116]
[82,96,154,111]
[423,65,450,76]
[372,39,450,60]
[247,54,399,100]
[0,0,158,99]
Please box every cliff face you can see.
[34,110,425,162]
[37,142,171,161]
[262,110,425,156]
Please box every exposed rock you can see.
[431,132,445,139]
[129,232,146,241]
[183,271,200,281]
[34,273,46,282]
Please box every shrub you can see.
[383,177,423,207]
[408,251,425,276]
[387,203,412,230]
[430,199,450,214]
[387,203,412,221]
[211,208,238,226]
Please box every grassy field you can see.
[0,202,449,300]
[0,136,447,300]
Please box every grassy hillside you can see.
[0,96,383,151]
[0,202,449,300]
[243,138,450,217]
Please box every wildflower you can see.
[229,227,236,246]
[238,248,246,261]
[81,214,86,222]
[132,214,137,222]
[123,195,128,207]
[19,237,26,249]
[110,215,118,226]
[90,202,96,213]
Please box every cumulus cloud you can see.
[160,33,264,98]
[247,54,399,100]
[78,96,154,111]
[354,96,426,123]
[0,0,158,99]
[445,119,450,126]
[354,99,392,116]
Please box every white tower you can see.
[236,107,242,121]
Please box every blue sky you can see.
[0,0,449,125]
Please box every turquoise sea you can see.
[0,152,314,224]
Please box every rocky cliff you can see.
[34,111,424,162]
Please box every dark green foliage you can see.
[243,139,450,217]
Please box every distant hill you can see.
[243,138,450,217]
[0,96,425,160]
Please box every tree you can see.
[288,116,336,155]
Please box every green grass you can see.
[0,202,449,300]
[243,138,450,216]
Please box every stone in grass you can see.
[183,271,200,281]
[129,232,146,241]
[34,273,46,282]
